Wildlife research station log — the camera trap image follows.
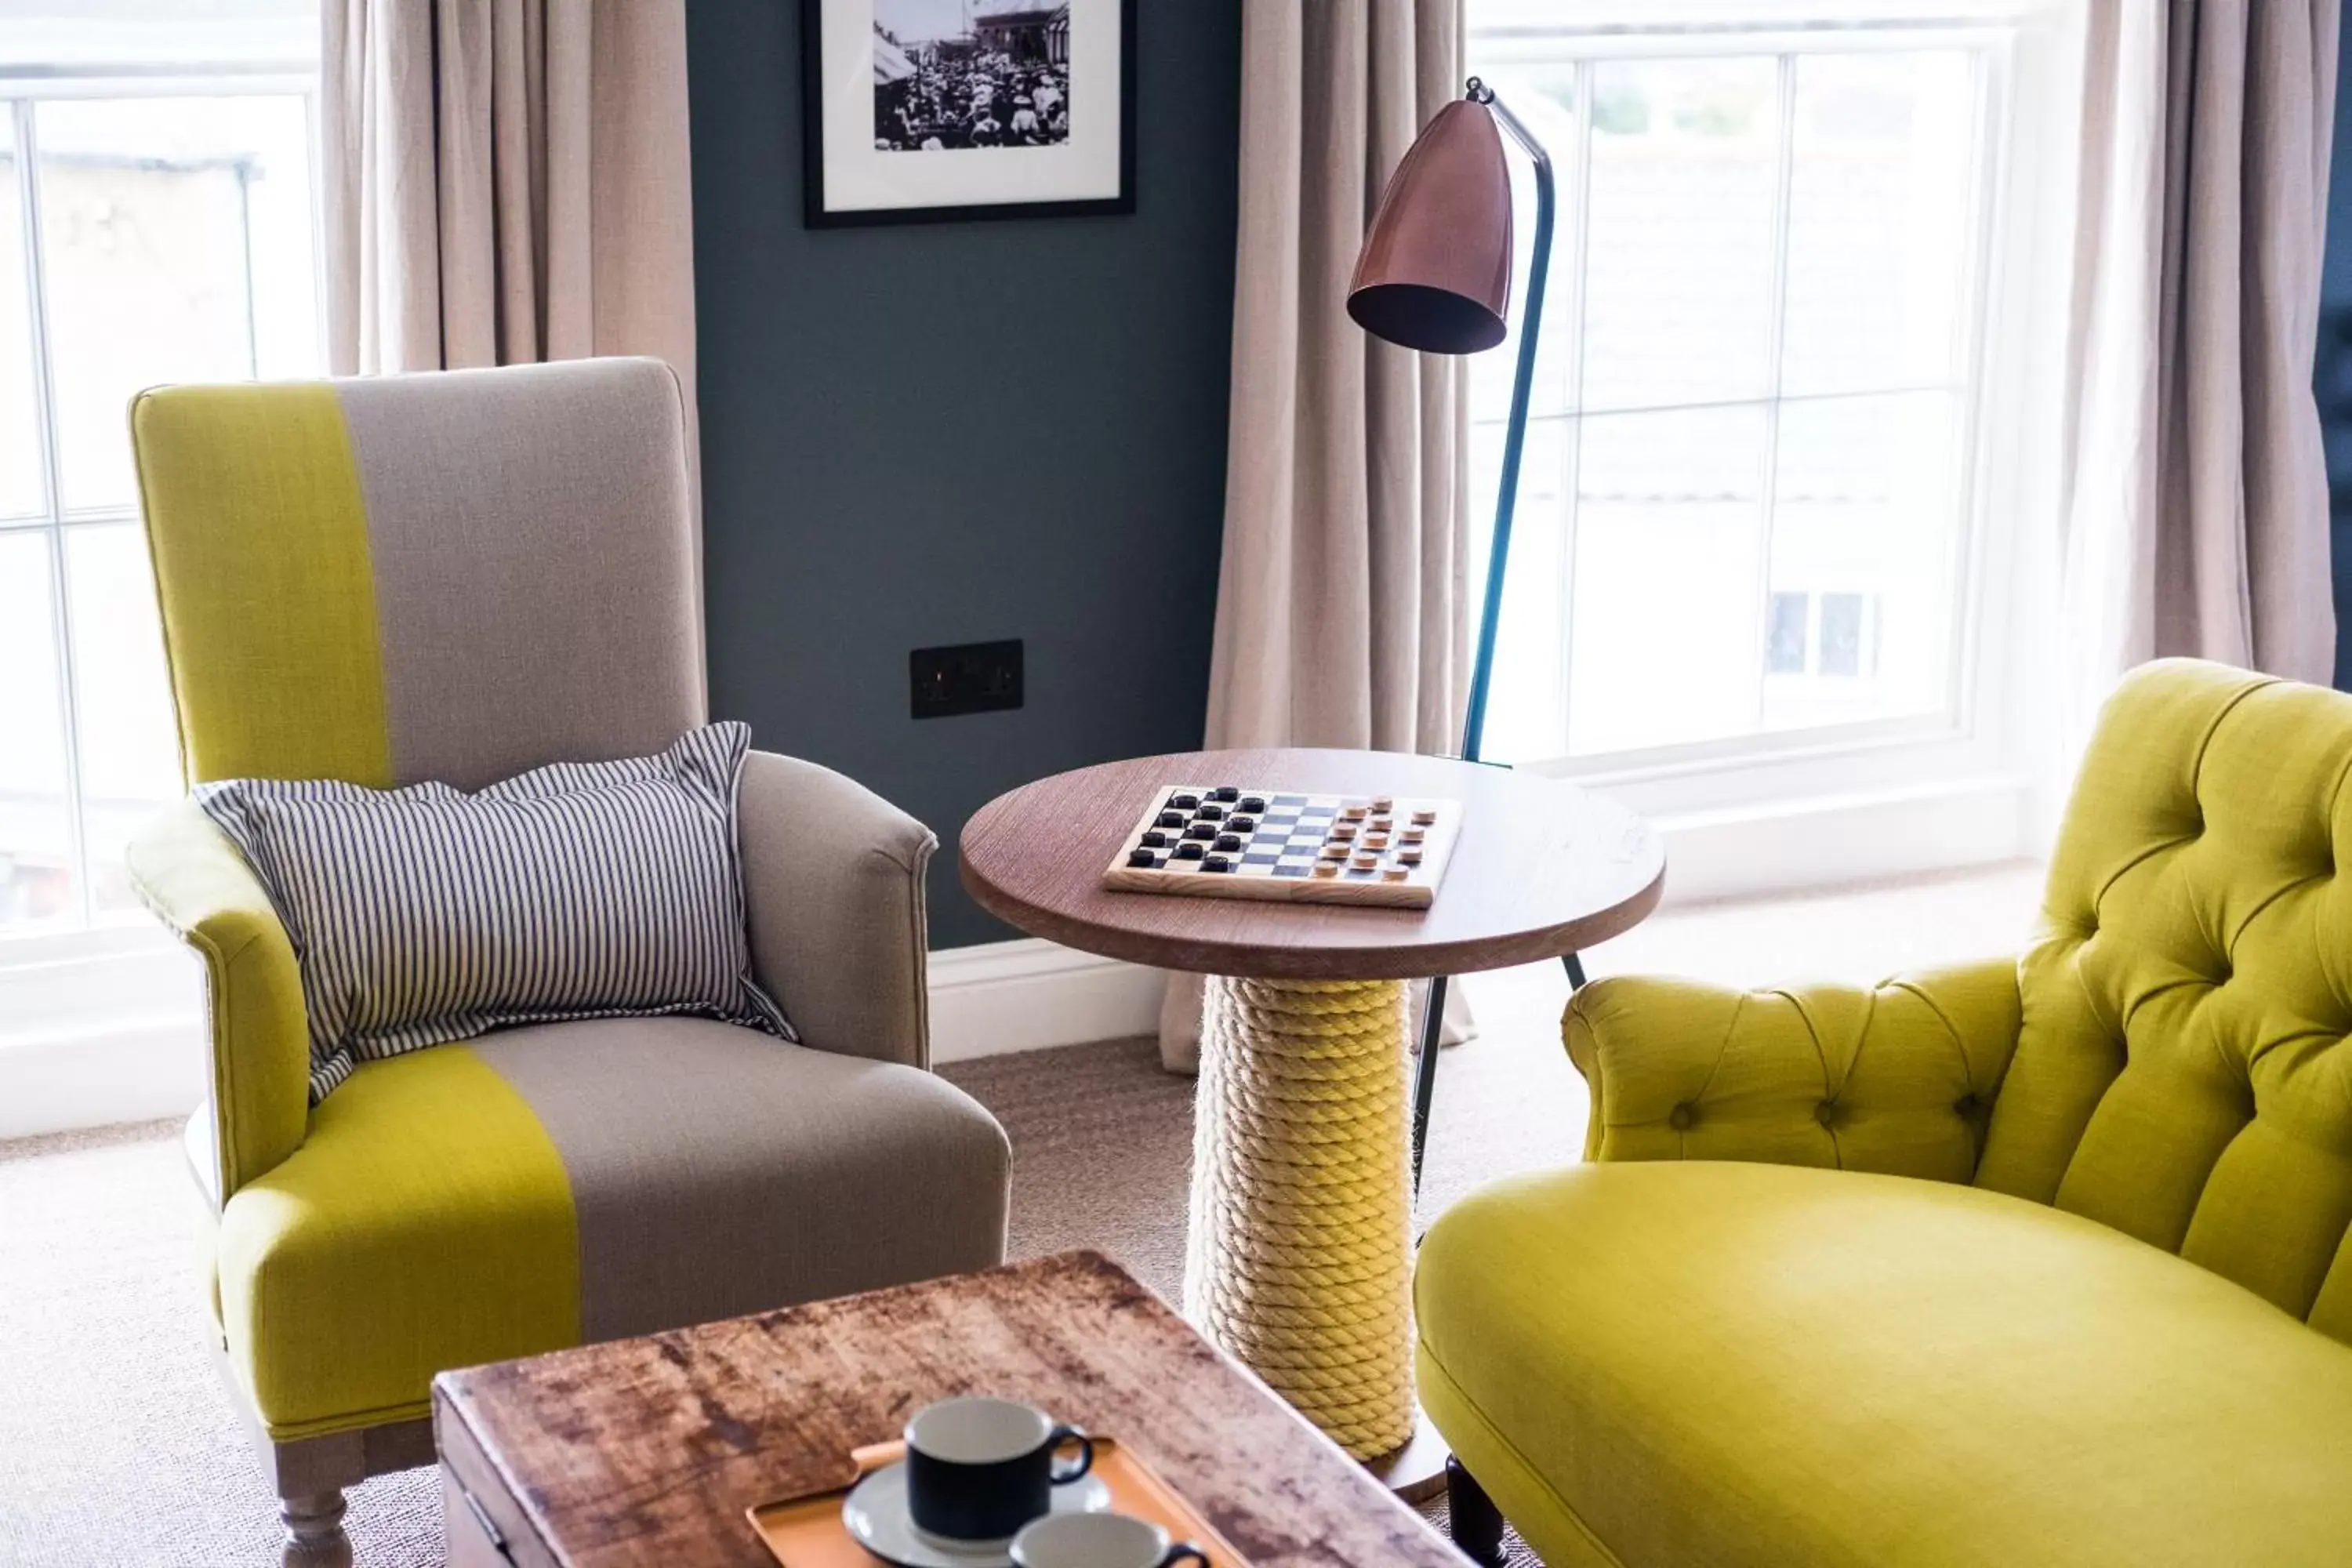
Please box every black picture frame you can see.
[802,0,1137,229]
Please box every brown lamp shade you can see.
[1347,98,1513,354]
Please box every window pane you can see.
[1780,52,1976,396]
[1567,405,1767,753]
[64,523,182,916]
[0,111,42,520]
[1763,392,1959,731]
[0,531,76,928]
[1471,416,1572,763]
[36,95,318,513]
[1766,590,1807,673]
[1581,57,1780,411]
[1818,590,1865,676]
[1462,21,1993,768]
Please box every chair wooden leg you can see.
[279,1488,350,1566]
[1446,1454,1506,1566]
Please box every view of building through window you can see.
[0,89,318,931]
[1465,17,1990,765]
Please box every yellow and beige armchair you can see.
[1418,659,2352,1567]
[126,359,1011,1559]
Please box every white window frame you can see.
[1467,0,2083,898]
[1,56,321,937]
[0,50,324,1136]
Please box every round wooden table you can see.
[961,748,1663,1465]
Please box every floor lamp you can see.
[1347,78,1570,1194]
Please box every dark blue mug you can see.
[903,1397,1096,1544]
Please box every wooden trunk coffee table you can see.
[435,1251,1465,1567]
[961,750,1663,1471]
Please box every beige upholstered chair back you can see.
[131,357,703,790]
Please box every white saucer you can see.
[840,1461,1112,1568]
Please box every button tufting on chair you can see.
[1668,1103,1696,1131]
[1428,662,2352,1568]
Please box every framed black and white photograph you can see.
[802,0,1135,227]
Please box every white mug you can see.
[1010,1510,1207,1568]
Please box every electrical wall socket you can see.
[909,639,1023,719]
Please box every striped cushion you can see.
[194,722,792,1102]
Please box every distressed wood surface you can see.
[434,1251,1469,1568]
[960,747,1663,979]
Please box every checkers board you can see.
[1100,783,1463,909]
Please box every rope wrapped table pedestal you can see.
[1184,975,1417,1461]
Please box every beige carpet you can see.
[0,863,2042,1566]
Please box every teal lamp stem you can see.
[1456,80,1555,768]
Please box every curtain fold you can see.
[321,0,698,387]
[1205,0,1469,755]
[2061,0,2339,743]
[1161,0,1470,1073]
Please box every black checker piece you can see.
[1141,830,1169,848]
[1210,786,1241,803]
[1156,811,1185,829]
[1196,803,1225,822]
[1127,849,1159,868]
[1239,796,1268,814]
[1214,833,1243,853]
[1184,822,1218,842]
[1174,841,1205,860]
[1169,793,1200,810]
[1229,815,1258,834]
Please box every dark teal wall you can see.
[687,2,1243,947]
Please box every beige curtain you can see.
[2062,0,2339,740]
[1160,0,1470,1073]
[321,0,698,385]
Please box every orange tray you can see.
[748,1436,1251,1567]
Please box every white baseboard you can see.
[0,930,206,1142]
[927,938,1163,1063]
[0,1018,209,1141]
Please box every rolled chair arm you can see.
[125,800,310,1203]
[737,750,938,1068]
[1565,957,2024,1184]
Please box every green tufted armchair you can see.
[1417,659,2352,1567]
